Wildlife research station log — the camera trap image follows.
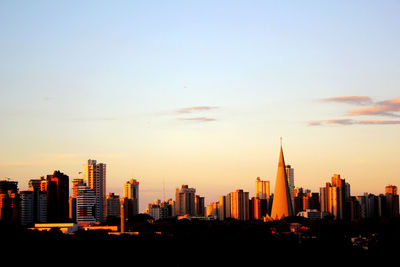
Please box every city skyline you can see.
[6,147,398,214]
[1,1,400,212]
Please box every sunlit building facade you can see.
[0,180,20,224]
[320,174,350,220]
[255,177,270,200]
[218,195,226,220]
[20,186,47,226]
[76,184,97,224]
[38,171,69,222]
[385,185,399,217]
[70,178,85,221]
[230,189,249,221]
[123,179,139,215]
[254,177,270,219]
[285,165,295,209]
[271,145,294,220]
[175,185,196,216]
[83,159,106,222]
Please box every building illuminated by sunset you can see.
[255,177,270,200]
[76,183,96,224]
[285,165,295,209]
[254,177,270,219]
[270,145,294,220]
[20,179,47,225]
[123,179,139,216]
[83,159,106,222]
[40,171,69,222]
[0,180,20,224]
[106,193,121,219]
[175,185,196,216]
[385,185,399,218]
[230,189,249,221]
[320,174,350,220]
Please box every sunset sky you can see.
[1,1,399,212]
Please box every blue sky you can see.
[1,1,400,211]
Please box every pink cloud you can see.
[176,106,219,114]
[178,117,216,122]
[348,97,400,117]
[308,119,400,126]
[319,96,373,105]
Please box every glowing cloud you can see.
[348,97,400,117]
[178,117,216,122]
[319,96,373,105]
[176,106,219,114]
[308,119,400,126]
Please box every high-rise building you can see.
[255,177,270,199]
[320,174,350,220]
[285,165,295,209]
[252,197,268,220]
[385,185,399,218]
[41,171,69,222]
[76,183,97,224]
[356,193,381,219]
[83,159,106,222]
[69,178,85,221]
[72,178,84,198]
[254,177,270,219]
[206,202,219,219]
[270,145,294,219]
[0,180,20,224]
[123,179,139,215]
[147,199,169,221]
[195,195,205,216]
[106,193,121,219]
[218,195,226,221]
[230,189,249,221]
[20,179,47,225]
[164,199,176,217]
[175,185,196,216]
[293,188,319,215]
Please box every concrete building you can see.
[385,185,399,217]
[0,180,20,224]
[285,165,295,209]
[41,171,69,222]
[20,189,46,226]
[175,185,196,216]
[271,145,294,220]
[298,209,330,219]
[123,179,139,215]
[106,193,121,218]
[320,174,350,220]
[83,159,106,222]
[206,202,219,219]
[255,177,270,200]
[76,184,97,224]
[230,189,249,221]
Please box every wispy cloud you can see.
[312,96,400,126]
[358,119,400,125]
[67,117,117,121]
[308,119,355,126]
[308,119,400,126]
[172,105,220,123]
[319,96,373,106]
[176,106,219,114]
[178,117,216,122]
[348,97,400,117]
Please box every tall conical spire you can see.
[270,143,294,220]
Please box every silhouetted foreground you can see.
[2,217,400,264]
